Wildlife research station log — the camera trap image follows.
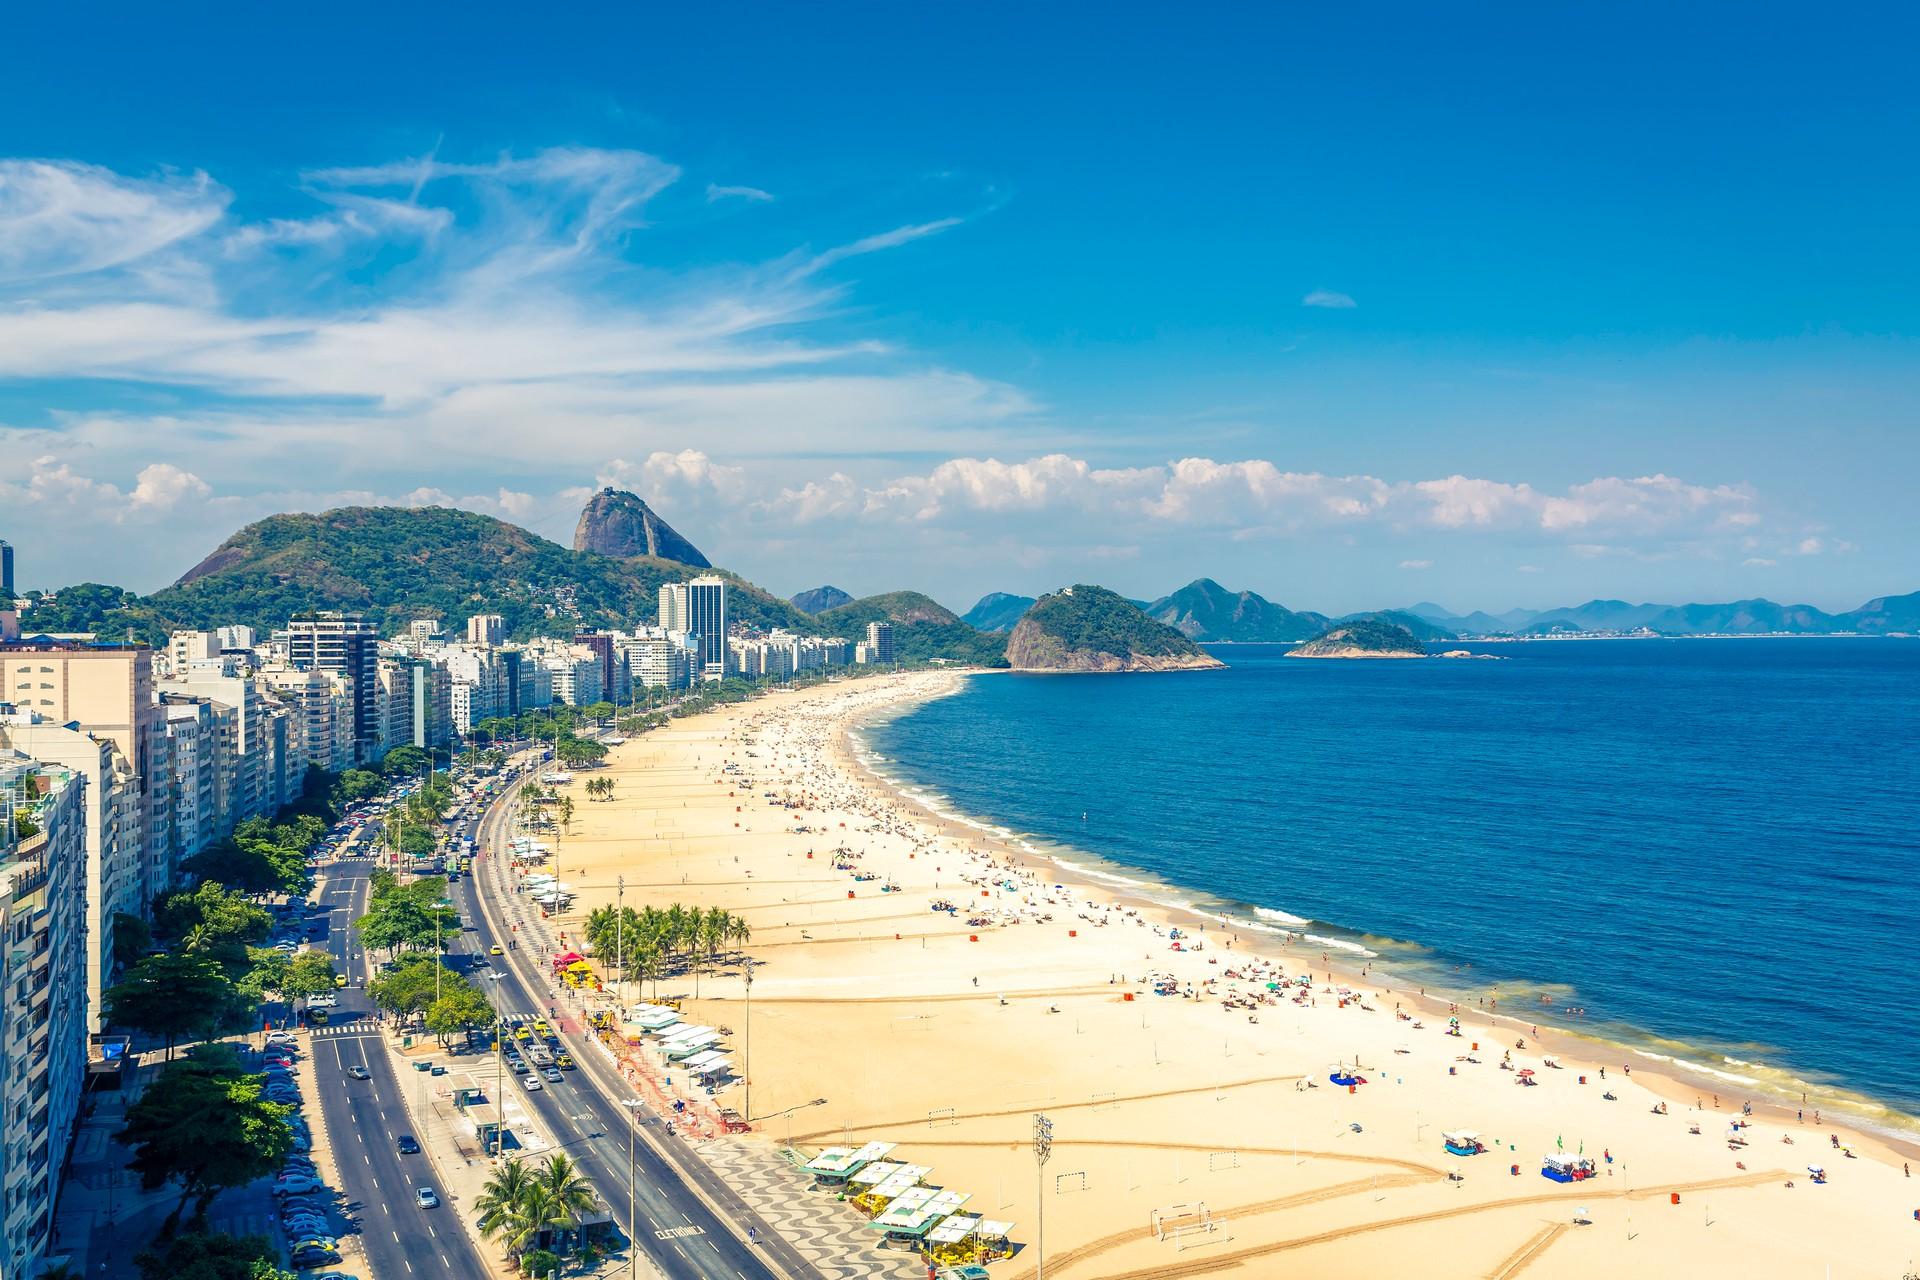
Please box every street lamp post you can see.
[1033,1113,1053,1280]
[743,958,754,1122]
[620,1097,644,1275]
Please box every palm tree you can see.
[530,1153,598,1246]
[475,1157,536,1250]
[555,795,575,835]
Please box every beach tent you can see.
[658,1023,711,1043]
[926,1212,986,1264]
[680,1049,726,1072]
[1443,1130,1485,1156]
[687,1056,732,1079]
[634,1010,682,1032]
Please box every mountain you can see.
[1336,610,1458,642]
[1145,579,1329,642]
[815,591,1009,666]
[790,585,855,614]
[1288,618,1427,659]
[1005,585,1225,673]
[29,505,812,643]
[571,488,709,566]
[961,592,1037,633]
[1841,590,1920,634]
[1636,599,1839,636]
[1402,602,1536,635]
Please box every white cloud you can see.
[1796,537,1824,555]
[1399,559,1432,570]
[1302,289,1357,309]
[0,455,210,521]
[706,183,773,203]
[1744,557,1778,567]
[0,159,226,285]
[128,462,211,510]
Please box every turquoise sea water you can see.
[866,639,1920,1127]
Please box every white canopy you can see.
[802,1141,895,1176]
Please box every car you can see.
[554,1053,575,1070]
[308,1009,330,1025]
[346,1065,370,1080]
[266,1031,298,1045]
[430,1064,446,1076]
[532,1019,551,1036]
[521,1075,542,1091]
[488,945,503,956]
[267,1087,301,1102]
[415,1186,439,1209]
[334,974,349,988]
[542,1067,562,1083]
[284,1216,331,1237]
[291,1246,341,1269]
[275,1177,321,1196]
[397,1135,420,1154]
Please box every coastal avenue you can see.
[311,854,491,1279]
[447,761,814,1280]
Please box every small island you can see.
[1006,585,1227,672]
[1287,618,1427,659]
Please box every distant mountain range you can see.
[964,582,1920,642]
[1405,593,1920,637]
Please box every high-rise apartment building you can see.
[0,753,86,1277]
[687,576,729,679]
[0,711,138,1034]
[866,621,896,665]
[0,644,160,909]
[658,582,689,634]
[573,630,616,702]
[466,614,506,647]
[281,613,379,761]
[0,539,12,601]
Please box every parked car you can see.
[275,1176,321,1196]
[415,1186,439,1208]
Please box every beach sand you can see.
[534,672,1919,1279]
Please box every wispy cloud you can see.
[794,217,964,279]
[1399,559,1432,569]
[706,182,773,203]
[1302,288,1357,309]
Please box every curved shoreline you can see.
[845,668,1920,1164]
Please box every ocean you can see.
[863,639,1920,1130]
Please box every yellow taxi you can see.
[532,1020,551,1037]
[488,945,503,956]
[334,974,349,988]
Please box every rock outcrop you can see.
[1005,585,1226,672]
[572,489,709,567]
[1288,618,1426,659]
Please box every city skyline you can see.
[2,5,1916,613]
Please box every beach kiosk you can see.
[870,1187,970,1251]
[1541,1153,1597,1183]
[1443,1130,1486,1157]
[851,1165,931,1215]
[666,1029,723,1060]
[925,1213,984,1268]
[801,1141,897,1192]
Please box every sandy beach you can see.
[537,671,1919,1279]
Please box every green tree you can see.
[112,910,154,961]
[382,744,429,777]
[105,952,242,1059]
[135,1229,296,1280]
[423,983,493,1045]
[119,1046,294,1225]
[281,949,339,1001]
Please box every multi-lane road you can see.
[311,855,493,1279]
[310,762,821,1280]
[446,772,818,1280]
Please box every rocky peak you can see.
[572,488,709,567]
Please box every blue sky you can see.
[1,3,1914,614]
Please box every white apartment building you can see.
[620,633,692,691]
[160,696,219,889]
[465,614,506,647]
[0,711,138,1033]
[530,643,604,708]
[0,754,86,1277]
[157,660,273,823]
